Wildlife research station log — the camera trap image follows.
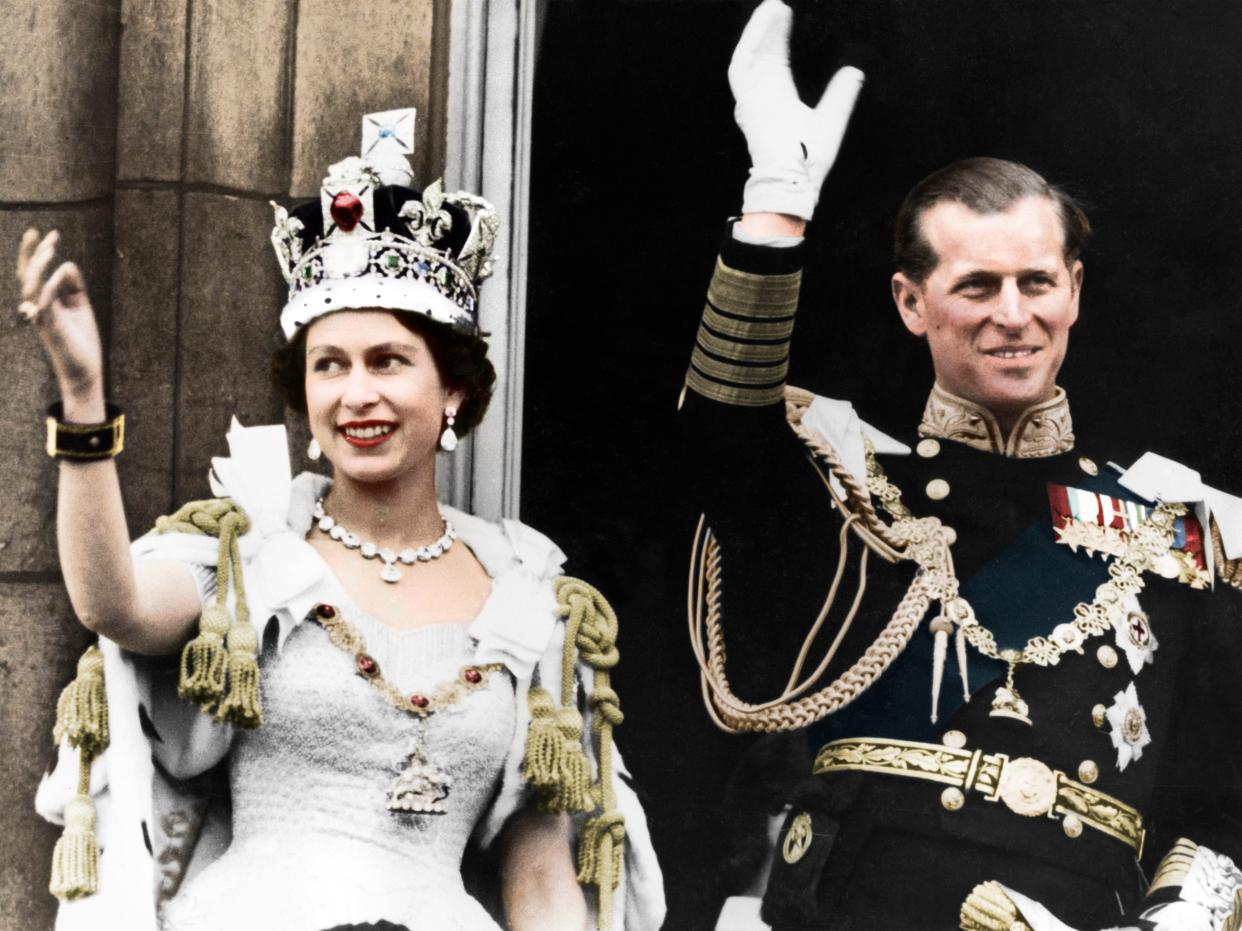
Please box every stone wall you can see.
[0,1,447,926]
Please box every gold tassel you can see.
[576,811,625,889]
[215,620,262,727]
[551,723,595,813]
[178,603,230,708]
[549,577,630,929]
[158,498,258,719]
[53,645,109,757]
[521,687,594,813]
[49,758,99,901]
[578,811,626,928]
[522,687,564,786]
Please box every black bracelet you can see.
[45,403,125,460]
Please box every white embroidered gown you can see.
[162,605,514,931]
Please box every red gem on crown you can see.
[330,191,364,232]
[463,667,482,684]
[409,694,430,709]
[316,603,336,619]
[356,654,378,676]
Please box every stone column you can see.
[0,2,121,928]
[1,0,444,926]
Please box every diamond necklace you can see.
[313,498,457,583]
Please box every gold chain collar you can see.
[863,439,1183,722]
[310,603,503,717]
[687,388,1180,732]
[919,384,1075,458]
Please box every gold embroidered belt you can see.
[813,737,1145,857]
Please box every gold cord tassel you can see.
[216,620,261,727]
[520,578,630,928]
[158,498,261,726]
[178,603,230,707]
[215,522,262,727]
[49,644,111,900]
[53,645,109,758]
[521,687,594,813]
[49,758,99,900]
[558,577,627,928]
[576,811,626,911]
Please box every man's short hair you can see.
[893,157,1091,284]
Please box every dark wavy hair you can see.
[894,157,1091,285]
[270,312,496,436]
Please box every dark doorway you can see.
[525,3,1242,927]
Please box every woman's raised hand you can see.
[16,228,104,408]
[729,0,865,221]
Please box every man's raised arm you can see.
[682,0,862,413]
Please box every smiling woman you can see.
[23,112,664,931]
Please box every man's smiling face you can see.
[892,195,1083,424]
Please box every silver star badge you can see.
[1112,597,1158,676]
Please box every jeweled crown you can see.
[270,108,499,340]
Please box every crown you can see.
[270,108,499,340]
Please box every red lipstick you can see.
[338,420,397,449]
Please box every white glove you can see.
[729,0,865,220]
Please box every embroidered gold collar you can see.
[918,384,1074,458]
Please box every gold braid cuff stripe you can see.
[684,368,787,407]
[701,301,796,341]
[959,881,1032,931]
[1148,837,1200,895]
[814,737,1145,855]
[706,258,801,316]
[695,326,791,364]
[689,348,788,386]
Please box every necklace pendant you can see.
[387,744,452,815]
[380,562,402,583]
[989,686,1032,725]
[989,659,1032,725]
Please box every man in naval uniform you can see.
[681,3,1242,929]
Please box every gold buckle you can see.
[994,757,1058,818]
[813,737,1144,855]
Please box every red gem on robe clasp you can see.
[463,667,482,684]
[409,694,430,709]
[316,603,336,619]
[357,654,378,676]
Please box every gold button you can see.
[1097,645,1118,669]
[1091,703,1107,728]
[1077,760,1099,784]
[941,730,967,749]
[1079,457,1099,476]
[941,787,965,811]
[1062,813,1084,839]
[925,478,951,500]
[917,438,941,458]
